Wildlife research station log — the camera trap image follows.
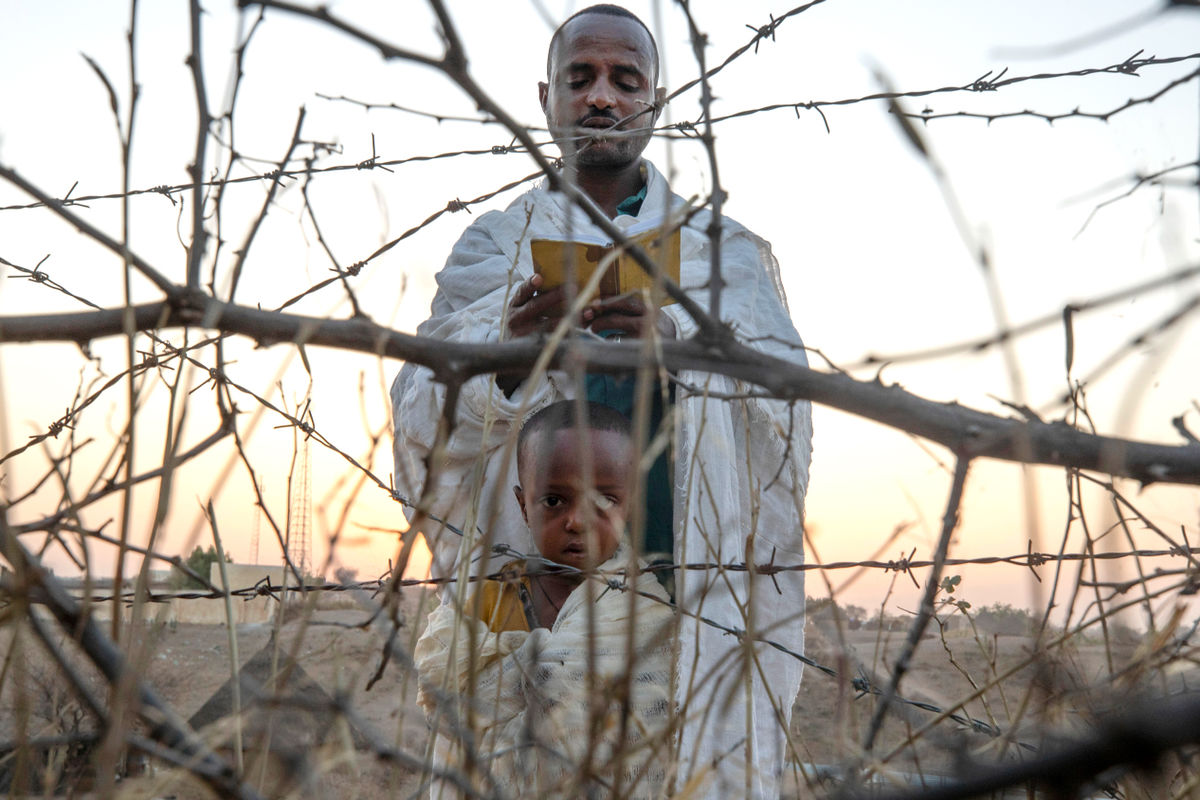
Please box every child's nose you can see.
[564,502,585,533]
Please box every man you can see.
[392,5,813,797]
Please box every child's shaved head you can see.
[517,400,631,483]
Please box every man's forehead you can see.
[550,13,655,74]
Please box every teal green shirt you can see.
[614,183,648,217]
[585,371,674,557]
[587,182,674,561]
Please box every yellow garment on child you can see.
[472,570,531,633]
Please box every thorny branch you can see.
[2,2,1199,798]
[0,515,266,800]
[849,688,1200,800]
[862,458,969,754]
[850,263,1200,369]
[2,297,1199,485]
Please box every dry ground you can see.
[1,591,1170,799]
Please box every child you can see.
[414,401,675,799]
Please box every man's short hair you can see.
[546,4,660,82]
[517,400,632,478]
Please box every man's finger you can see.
[510,274,544,309]
[589,294,647,317]
[518,286,567,319]
[509,285,573,336]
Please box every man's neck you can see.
[574,159,645,218]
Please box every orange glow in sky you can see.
[1,1,1197,622]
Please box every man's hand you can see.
[500,274,591,395]
[507,274,594,338]
[587,293,676,340]
[509,277,675,341]
[499,280,675,397]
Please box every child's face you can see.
[514,427,632,572]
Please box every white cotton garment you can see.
[393,160,813,799]
[414,548,676,799]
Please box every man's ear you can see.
[653,87,666,122]
[513,485,528,523]
[538,82,550,116]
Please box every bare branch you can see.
[2,299,1199,485]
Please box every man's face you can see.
[515,427,631,572]
[539,13,662,169]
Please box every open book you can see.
[530,215,682,306]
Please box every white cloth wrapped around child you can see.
[414,548,675,799]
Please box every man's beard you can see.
[562,126,651,169]
[549,107,652,169]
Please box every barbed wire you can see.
[23,541,1199,605]
[0,540,1040,749]
[1,254,101,310]
[3,2,1199,798]
[4,51,1195,215]
[274,168,545,310]
[903,63,1200,126]
[0,334,217,468]
[0,143,537,212]
[677,51,1200,130]
[315,91,507,125]
[13,528,1198,773]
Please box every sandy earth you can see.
[2,592,1156,799]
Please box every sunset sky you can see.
[1,0,1198,620]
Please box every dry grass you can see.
[4,590,1191,799]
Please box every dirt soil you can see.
[3,592,1163,799]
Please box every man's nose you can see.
[586,81,617,111]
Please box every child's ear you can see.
[513,485,528,523]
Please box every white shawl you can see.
[414,551,676,799]
[393,161,813,798]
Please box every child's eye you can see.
[594,495,618,511]
[539,495,565,509]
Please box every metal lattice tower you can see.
[251,478,263,565]
[285,436,312,580]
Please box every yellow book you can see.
[530,218,682,306]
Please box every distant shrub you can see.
[973,603,1036,636]
[805,598,868,630]
[170,545,231,590]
